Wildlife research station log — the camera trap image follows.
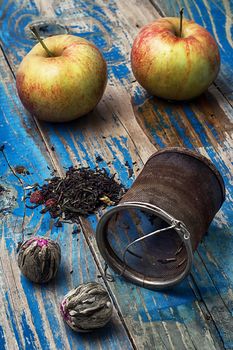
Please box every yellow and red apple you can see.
[16,34,107,122]
[131,17,220,100]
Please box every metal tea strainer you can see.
[96,148,225,290]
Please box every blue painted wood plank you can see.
[0,326,6,350]
[0,48,133,350]
[131,9,233,345]
[0,0,232,349]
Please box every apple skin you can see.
[131,18,220,100]
[16,35,107,122]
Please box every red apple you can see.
[131,16,220,100]
[16,34,107,122]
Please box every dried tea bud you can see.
[17,237,61,283]
[45,198,57,207]
[60,282,113,332]
[30,190,43,204]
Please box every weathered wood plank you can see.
[130,2,233,346]
[29,0,231,346]
[0,49,133,350]
[151,0,233,105]
[41,0,233,347]
[0,0,232,349]
[130,21,233,348]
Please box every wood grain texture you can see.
[0,48,133,349]
[0,0,232,349]
[30,1,232,349]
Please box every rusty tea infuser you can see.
[96,148,225,290]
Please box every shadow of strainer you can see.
[96,148,225,290]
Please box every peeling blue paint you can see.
[0,326,6,350]
[5,292,22,349]
[21,312,37,350]
[0,0,233,348]
[111,64,131,83]
[164,106,195,149]
[20,279,51,349]
[152,104,170,131]
[133,86,148,106]
[106,137,134,188]
[143,115,165,148]
[40,285,69,350]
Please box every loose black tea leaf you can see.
[26,167,125,224]
[96,155,103,163]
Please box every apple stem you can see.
[29,26,54,57]
[179,8,184,37]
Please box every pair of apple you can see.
[16,14,220,123]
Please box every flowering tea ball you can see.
[17,237,61,283]
[60,282,113,332]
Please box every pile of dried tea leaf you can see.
[26,167,125,225]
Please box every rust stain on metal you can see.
[124,148,225,249]
[97,148,225,289]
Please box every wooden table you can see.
[0,1,232,349]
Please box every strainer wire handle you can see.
[97,201,193,287]
[122,223,177,265]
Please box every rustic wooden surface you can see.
[0,0,232,349]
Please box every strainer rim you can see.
[96,202,193,290]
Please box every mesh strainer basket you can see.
[96,148,225,290]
